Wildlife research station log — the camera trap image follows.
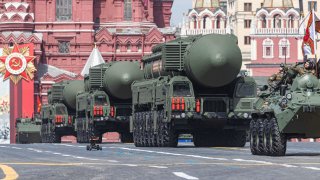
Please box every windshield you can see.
[236,83,256,98]
[173,83,192,97]
[55,106,67,115]
[95,95,107,105]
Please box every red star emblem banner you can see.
[0,43,36,84]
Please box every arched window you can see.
[56,0,72,21]
[288,15,294,28]
[263,38,274,58]
[261,15,267,28]
[126,43,131,52]
[124,0,132,21]
[279,38,290,58]
[273,14,281,28]
[116,43,120,52]
[203,16,208,29]
[137,43,142,52]
[193,16,197,29]
[216,15,221,29]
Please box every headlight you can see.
[243,113,249,118]
[286,93,292,100]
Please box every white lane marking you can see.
[118,147,227,161]
[304,167,320,171]
[232,159,273,165]
[53,153,62,155]
[45,151,53,153]
[149,166,168,169]
[107,160,119,163]
[173,172,199,180]
[124,164,138,167]
[0,146,6,148]
[61,154,71,157]
[73,156,86,159]
[280,164,298,168]
[78,146,85,148]
[27,148,43,153]
[11,147,22,150]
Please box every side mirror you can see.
[280,85,287,96]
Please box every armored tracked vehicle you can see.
[250,62,320,156]
[131,34,257,147]
[16,116,42,144]
[76,61,143,143]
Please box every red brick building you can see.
[0,0,175,143]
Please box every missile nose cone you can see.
[121,73,131,85]
[211,53,227,67]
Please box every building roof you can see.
[193,0,220,8]
[80,46,105,76]
[263,0,293,8]
[38,63,78,78]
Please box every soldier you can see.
[268,64,286,88]
[292,60,316,76]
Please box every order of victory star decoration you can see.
[0,44,36,84]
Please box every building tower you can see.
[180,0,227,37]
[248,0,303,79]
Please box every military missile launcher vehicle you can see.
[40,80,83,143]
[16,115,42,144]
[250,62,320,156]
[76,61,143,143]
[131,34,257,147]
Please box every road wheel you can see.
[250,119,258,155]
[269,117,287,156]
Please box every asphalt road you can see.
[1,142,320,180]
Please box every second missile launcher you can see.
[131,34,257,147]
[41,80,84,143]
[76,61,144,143]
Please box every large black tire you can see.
[268,118,287,156]
[193,132,211,147]
[133,112,140,147]
[250,119,258,155]
[256,118,266,155]
[224,130,247,147]
[156,111,164,147]
[162,121,178,147]
[121,133,133,143]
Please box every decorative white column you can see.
[251,38,257,61]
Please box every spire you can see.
[263,0,293,8]
[80,45,105,76]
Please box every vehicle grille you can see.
[203,100,226,112]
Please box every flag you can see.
[302,10,316,55]
[37,96,41,113]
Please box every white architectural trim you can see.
[198,9,214,17]
[256,9,269,17]
[278,38,290,58]
[263,38,274,58]
[285,8,300,17]
[251,39,257,60]
[269,8,286,17]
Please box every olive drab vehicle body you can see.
[39,61,143,144]
[131,34,257,147]
[16,116,42,143]
[250,62,320,156]
[40,81,83,143]
[76,62,144,143]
